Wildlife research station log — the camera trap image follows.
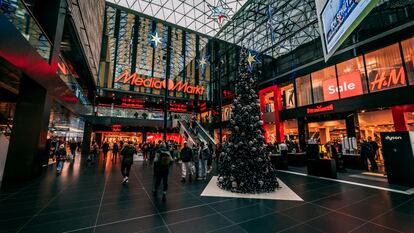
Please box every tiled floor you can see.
[0,154,413,233]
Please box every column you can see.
[81,121,93,156]
[298,118,309,151]
[2,76,52,183]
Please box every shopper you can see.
[192,143,200,180]
[90,141,99,164]
[180,141,193,182]
[56,144,66,175]
[360,139,373,171]
[69,140,77,160]
[112,142,119,163]
[207,143,214,173]
[102,141,110,161]
[198,141,210,180]
[152,142,173,201]
[368,136,379,172]
[120,141,136,184]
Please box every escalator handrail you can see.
[195,121,216,145]
[178,120,200,145]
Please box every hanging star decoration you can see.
[266,5,276,44]
[246,49,260,72]
[149,31,162,48]
[208,0,232,26]
[196,55,210,75]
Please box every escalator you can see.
[178,119,216,147]
[195,121,216,146]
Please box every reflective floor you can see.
[0,153,413,233]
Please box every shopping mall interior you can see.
[1,0,414,232]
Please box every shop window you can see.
[364,44,406,92]
[280,82,295,109]
[263,92,275,113]
[311,65,337,103]
[401,37,414,85]
[336,56,368,98]
[295,75,312,106]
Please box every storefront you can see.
[260,36,414,174]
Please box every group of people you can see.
[360,136,379,172]
[48,138,82,175]
[180,141,214,182]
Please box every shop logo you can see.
[385,136,402,141]
[115,71,205,95]
[306,104,334,114]
[370,67,406,91]
[323,71,363,101]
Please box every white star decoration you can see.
[208,0,232,25]
[246,50,260,72]
[150,31,162,48]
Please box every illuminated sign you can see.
[317,0,379,61]
[370,67,406,92]
[169,103,187,112]
[323,71,364,101]
[115,71,205,95]
[307,104,334,114]
[111,124,121,132]
[121,98,144,109]
[200,102,207,112]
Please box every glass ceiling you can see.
[106,0,248,37]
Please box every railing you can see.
[0,0,52,62]
[195,121,216,145]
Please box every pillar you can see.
[2,76,52,183]
[81,121,93,156]
[392,106,408,132]
[298,118,308,151]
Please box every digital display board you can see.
[318,0,379,60]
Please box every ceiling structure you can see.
[106,0,322,59]
[216,0,320,59]
[106,0,248,36]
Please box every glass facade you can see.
[365,44,406,93]
[311,66,337,103]
[296,75,312,107]
[98,5,211,101]
[282,37,414,108]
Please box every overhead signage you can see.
[369,67,406,92]
[323,71,364,101]
[115,71,205,95]
[316,0,379,61]
[307,104,334,114]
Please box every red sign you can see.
[200,102,207,112]
[307,104,334,114]
[169,103,187,112]
[111,124,121,132]
[121,98,144,109]
[323,71,363,101]
[115,71,205,95]
[370,67,406,91]
[223,90,233,98]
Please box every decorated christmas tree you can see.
[217,47,279,194]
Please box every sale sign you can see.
[323,71,364,101]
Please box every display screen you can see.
[320,0,379,57]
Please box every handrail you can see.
[195,121,216,145]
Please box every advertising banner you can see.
[316,0,379,61]
[322,71,363,101]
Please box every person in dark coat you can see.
[152,142,173,201]
[198,141,211,180]
[120,141,136,184]
[368,136,379,172]
[112,142,119,163]
[102,141,110,161]
[180,142,193,182]
[56,144,66,175]
[69,140,77,159]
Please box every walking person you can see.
[198,141,210,180]
[368,136,379,172]
[56,144,66,175]
[102,141,110,161]
[180,141,193,182]
[120,141,136,185]
[112,142,119,163]
[192,143,200,180]
[69,140,77,160]
[152,142,173,201]
[360,139,372,171]
[207,143,214,173]
[90,141,99,164]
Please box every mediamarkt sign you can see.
[115,71,205,95]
